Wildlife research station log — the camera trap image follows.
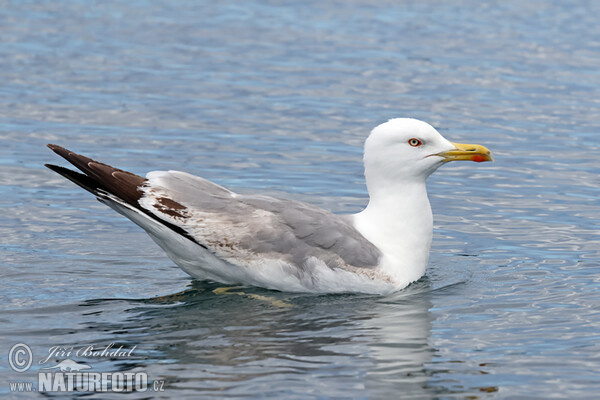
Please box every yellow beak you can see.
[437,142,494,163]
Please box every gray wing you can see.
[139,170,381,270]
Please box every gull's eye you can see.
[408,138,423,147]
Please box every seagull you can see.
[46,118,493,294]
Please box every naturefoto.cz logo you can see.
[8,343,165,393]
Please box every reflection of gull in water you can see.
[80,281,435,398]
[46,118,492,294]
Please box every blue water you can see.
[1,1,600,398]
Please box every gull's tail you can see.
[45,144,203,247]
[45,144,146,207]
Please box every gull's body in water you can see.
[46,118,493,294]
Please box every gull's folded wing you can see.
[46,145,381,271]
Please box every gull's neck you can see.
[352,180,433,286]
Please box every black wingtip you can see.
[45,163,72,174]
[45,163,101,195]
[46,148,207,249]
[46,143,73,160]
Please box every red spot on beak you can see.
[472,155,486,163]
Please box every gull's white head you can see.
[356,118,493,288]
[363,118,493,192]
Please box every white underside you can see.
[100,196,403,295]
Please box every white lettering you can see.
[112,372,124,392]
[39,346,73,364]
[37,371,149,392]
[88,372,101,391]
[101,372,110,391]
[52,373,66,392]
[39,373,53,392]
[135,372,147,391]
[9,382,34,392]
